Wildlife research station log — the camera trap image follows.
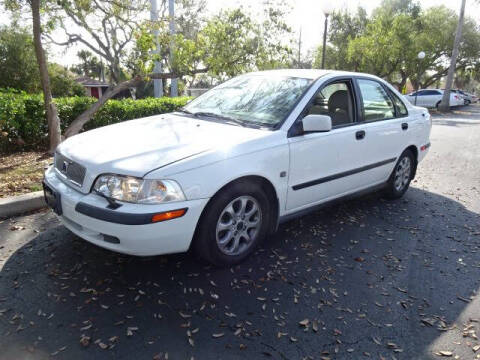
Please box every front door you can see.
[286,79,370,211]
[90,87,100,99]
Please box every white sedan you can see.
[43,70,431,266]
[404,89,464,108]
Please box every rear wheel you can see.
[385,149,415,199]
[193,181,270,266]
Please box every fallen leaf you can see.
[179,311,191,319]
[299,319,309,327]
[437,350,453,357]
[80,335,90,347]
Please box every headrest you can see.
[328,90,349,111]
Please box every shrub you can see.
[0,90,190,153]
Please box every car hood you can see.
[57,113,268,178]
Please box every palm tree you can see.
[438,0,467,112]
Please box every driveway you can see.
[1,105,479,359]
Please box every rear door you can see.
[353,77,411,181]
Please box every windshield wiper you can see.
[192,112,246,127]
[176,108,194,115]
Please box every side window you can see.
[357,79,395,121]
[388,90,408,117]
[305,81,355,127]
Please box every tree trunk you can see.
[64,77,142,138]
[31,0,61,153]
[438,0,466,112]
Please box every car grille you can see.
[55,152,86,187]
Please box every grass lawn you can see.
[0,152,53,198]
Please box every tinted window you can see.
[306,81,354,127]
[423,90,440,95]
[388,91,408,116]
[358,79,395,121]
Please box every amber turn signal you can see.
[151,208,187,223]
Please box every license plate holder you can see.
[43,181,62,215]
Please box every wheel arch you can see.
[191,175,280,249]
[405,145,418,179]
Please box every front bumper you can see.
[44,166,209,256]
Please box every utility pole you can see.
[169,0,178,97]
[297,27,302,68]
[150,0,163,97]
[321,14,329,69]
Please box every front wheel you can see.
[385,150,415,199]
[193,181,270,266]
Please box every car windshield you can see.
[182,74,313,128]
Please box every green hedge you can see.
[0,89,190,153]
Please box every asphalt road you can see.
[1,105,479,360]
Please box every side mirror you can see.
[302,114,332,133]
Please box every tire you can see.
[193,180,270,266]
[385,149,415,199]
[435,101,441,109]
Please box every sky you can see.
[0,0,478,67]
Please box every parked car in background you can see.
[43,69,431,266]
[456,90,475,104]
[404,89,464,108]
[448,90,469,105]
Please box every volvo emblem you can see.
[62,160,69,173]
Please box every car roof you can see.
[246,69,383,81]
[417,89,442,92]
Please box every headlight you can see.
[93,174,185,204]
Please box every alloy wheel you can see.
[394,157,411,192]
[215,196,262,256]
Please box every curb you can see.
[0,191,46,219]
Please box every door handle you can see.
[402,122,408,130]
[355,130,365,140]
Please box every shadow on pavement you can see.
[1,187,479,359]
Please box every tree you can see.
[346,0,422,88]
[3,0,62,152]
[439,0,467,111]
[0,25,40,93]
[48,63,85,97]
[334,1,480,92]
[64,6,293,137]
[31,0,61,152]
[412,6,479,90]
[317,7,369,71]
[50,0,150,84]
[4,1,292,139]
[70,50,104,80]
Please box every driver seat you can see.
[328,90,352,126]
